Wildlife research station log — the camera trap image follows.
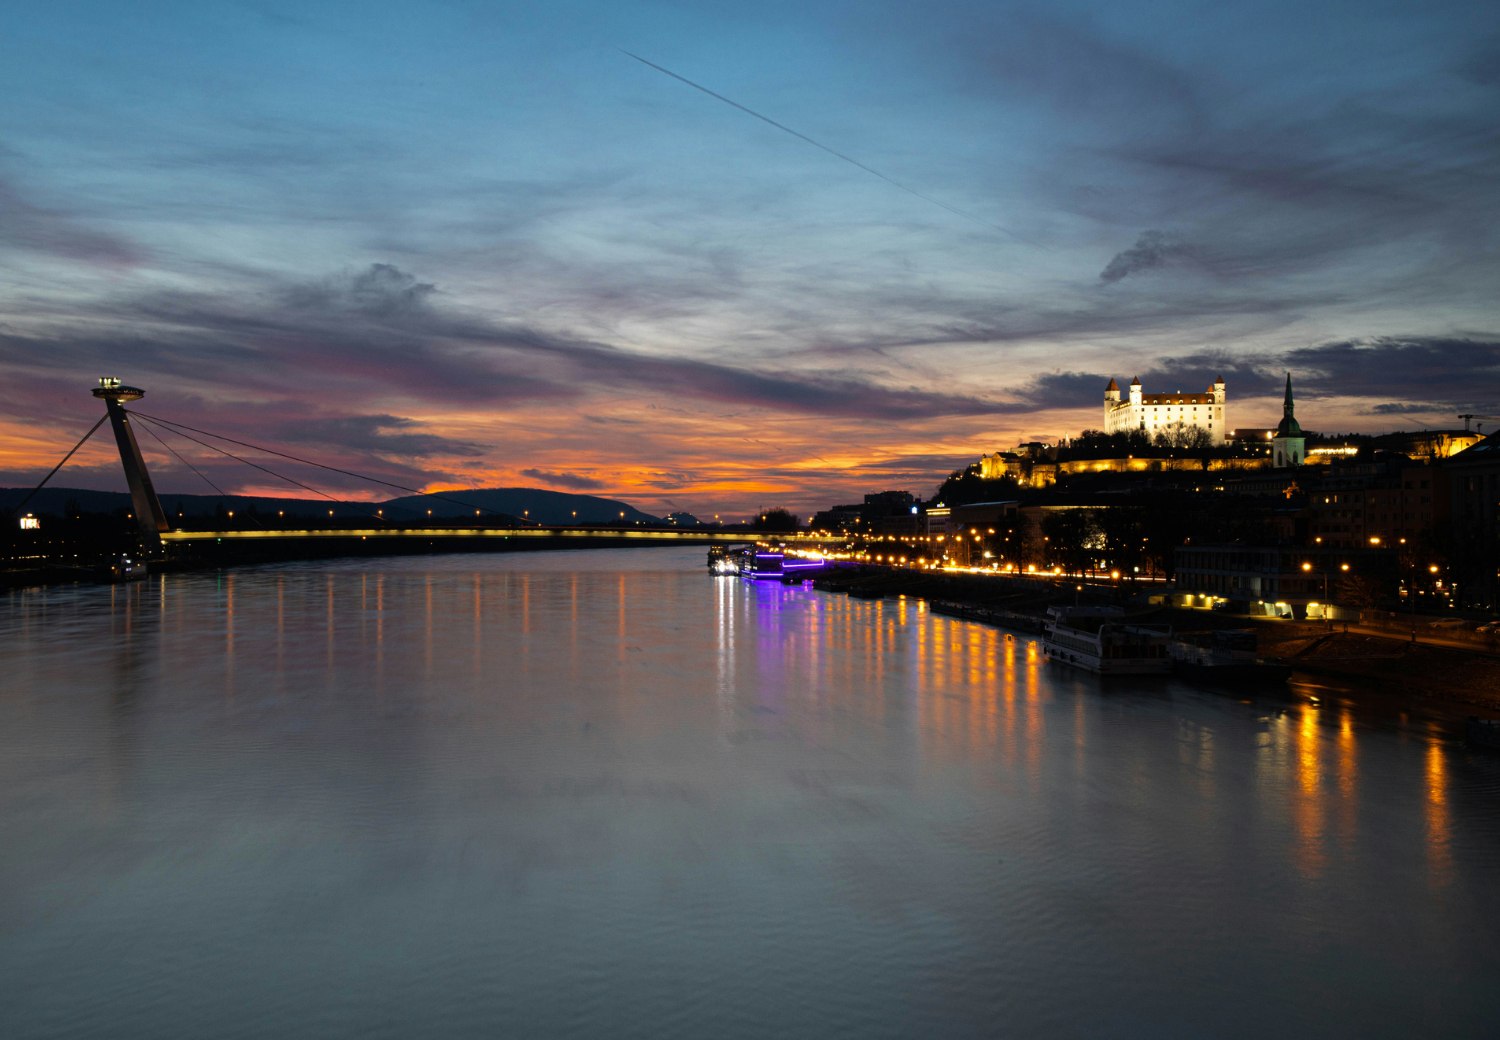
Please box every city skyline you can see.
[2,0,1497,518]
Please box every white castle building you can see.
[1103,375,1227,445]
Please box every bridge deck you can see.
[161,527,780,543]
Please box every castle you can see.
[1104,376,1226,445]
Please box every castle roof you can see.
[1130,376,1141,385]
[1105,378,1119,392]
[1143,393,1214,405]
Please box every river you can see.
[2,547,1498,1038]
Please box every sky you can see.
[2,0,1497,520]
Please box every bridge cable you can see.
[129,410,526,522]
[9,415,109,519]
[130,414,386,524]
[134,419,266,528]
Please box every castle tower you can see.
[1103,378,1121,431]
[91,377,169,551]
[1128,377,1142,408]
[1272,372,1305,468]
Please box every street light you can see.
[1302,560,1330,625]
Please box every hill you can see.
[382,489,659,525]
[2,486,661,526]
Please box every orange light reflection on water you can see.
[1425,737,1452,888]
[1291,703,1328,879]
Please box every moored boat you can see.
[707,545,743,576]
[1168,629,1292,685]
[97,554,148,583]
[1465,717,1500,751]
[739,549,786,580]
[1043,606,1172,674]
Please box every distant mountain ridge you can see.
[2,486,661,526]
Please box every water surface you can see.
[3,548,1498,1038]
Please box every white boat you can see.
[707,545,743,576]
[1043,606,1172,674]
[1168,630,1292,685]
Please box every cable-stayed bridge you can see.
[12,379,756,566]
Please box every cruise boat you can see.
[709,546,827,580]
[1042,606,1172,674]
[707,545,743,576]
[1167,629,1292,685]
[739,549,786,580]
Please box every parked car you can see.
[1428,618,1467,630]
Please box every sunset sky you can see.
[3,0,1497,519]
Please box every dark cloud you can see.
[519,468,605,490]
[897,10,1497,306]
[284,263,439,319]
[1021,371,1116,404]
[1458,36,1500,87]
[1100,231,1197,283]
[1128,355,1283,399]
[0,175,144,267]
[0,261,1008,443]
[938,10,1207,139]
[280,414,483,458]
[1280,337,1500,410]
[1370,402,1452,415]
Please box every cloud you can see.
[0,175,144,267]
[936,10,1207,139]
[1280,337,1500,409]
[519,468,605,490]
[1369,401,1452,415]
[1099,231,1197,283]
[284,263,439,319]
[281,414,483,458]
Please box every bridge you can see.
[11,378,765,568]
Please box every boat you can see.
[1042,606,1172,674]
[707,545,743,576]
[930,600,1046,633]
[710,545,827,581]
[1465,717,1500,751]
[1168,629,1293,685]
[97,554,148,583]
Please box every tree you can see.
[1041,509,1099,576]
[932,467,1018,507]
[753,508,800,532]
[1096,506,1148,579]
[1152,424,1212,451]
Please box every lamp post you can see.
[1302,559,1330,627]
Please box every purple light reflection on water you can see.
[2,546,1499,1038]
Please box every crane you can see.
[1457,414,1500,433]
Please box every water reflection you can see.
[1425,737,1452,887]
[1,551,1497,1038]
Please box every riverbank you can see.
[808,564,1500,713]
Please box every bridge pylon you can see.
[91,377,169,552]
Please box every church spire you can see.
[1273,371,1305,466]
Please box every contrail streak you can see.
[622,50,1026,243]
